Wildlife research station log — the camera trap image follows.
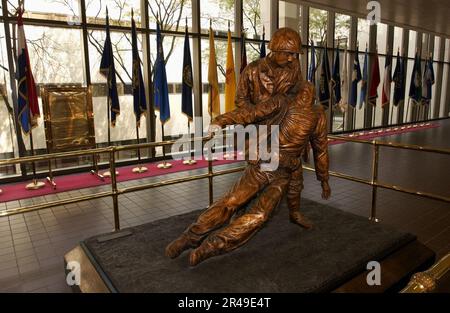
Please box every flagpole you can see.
[183,120,196,165]
[100,7,119,177]
[157,121,172,168]
[25,125,45,190]
[132,124,147,173]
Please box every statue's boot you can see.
[165,232,198,259]
[289,210,313,229]
[189,239,220,266]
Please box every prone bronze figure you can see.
[165,28,331,266]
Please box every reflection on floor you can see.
[0,119,449,292]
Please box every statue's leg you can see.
[286,164,313,229]
[165,164,268,258]
[189,170,290,266]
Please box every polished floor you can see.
[0,119,449,293]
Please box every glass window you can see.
[148,0,192,32]
[393,26,403,55]
[200,0,234,35]
[88,29,144,148]
[0,22,17,178]
[376,23,387,54]
[433,36,440,61]
[408,30,417,58]
[309,8,328,47]
[357,18,370,51]
[374,55,385,127]
[430,62,438,118]
[201,38,228,131]
[150,35,195,148]
[279,1,300,37]
[243,0,265,40]
[8,0,81,23]
[23,26,85,153]
[334,14,350,49]
[332,14,350,132]
[355,18,370,130]
[85,0,141,26]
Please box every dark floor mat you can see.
[83,198,416,292]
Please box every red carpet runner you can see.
[0,122,439,203]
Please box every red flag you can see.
[17,8,40,133]
[369,51,380,106]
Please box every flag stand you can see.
[25,130,45,190]
[183,121,196,165]
[157,123,172,169]
[103,76,119,178]
[132,125,147,173]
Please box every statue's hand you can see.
[321,180,331,199]
[207,123,222,138]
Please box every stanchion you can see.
[132,125,147,173]
[25,130,45,190]
[182,121,196,165]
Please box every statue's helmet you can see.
[268,27,302,54]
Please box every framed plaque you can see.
[42,86,96,153]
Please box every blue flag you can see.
[260,32,266,58]
[409,52,422,105]
[154,23,170,123]
[318,46,331,106]
[131,12,147,127]
[392,51,405,106]
[331,47,341,104]
[100,9,120,126]
[181,27,193,119]
[308,41,316,84]
[421,56,434,105]
[359,48,368,109]
[349,49,362,107]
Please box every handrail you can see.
[401,253,450,293]
[0,133,449,231]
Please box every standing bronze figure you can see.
[166,28,331,266]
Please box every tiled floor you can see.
[0,120,449,293]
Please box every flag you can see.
[224,29,236,112]
[260,31,266,58]
[308,41,316,84]
[153,23,170,123]
[181,26,193,119]
[359,48,368,109]
[331,47,341,105]
[392,51,405,106]
[208,26,220,118]
[131,11,146,127]
[100,9,120,126]
[349,49,361,107]
[409,52,422,105]
[421,56,435,105]
[337,48,349,113]
[381,52,392,108]
[369,50,380,106]
[17,8,40,134]
[318,46,330,106]
[240,33,247,73]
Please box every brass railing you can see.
[1,134,449,227]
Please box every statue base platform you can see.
[65,199,435,293]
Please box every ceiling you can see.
[294,0,450,38]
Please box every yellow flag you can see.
[224,30,236,112]
[208,27,220,119]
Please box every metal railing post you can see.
[109,148,120,231]
[370,142,380,222]
[208,158,213,206]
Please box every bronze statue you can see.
[165,28,331,266]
